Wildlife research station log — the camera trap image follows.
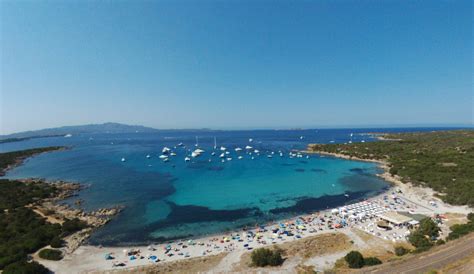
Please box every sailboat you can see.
[195,136,199,147]
[213,137,217,150]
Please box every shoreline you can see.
[0,146,68,176]
[38,152,459,273]
[4,145,472,273]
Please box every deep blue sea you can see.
[0,128,457,246]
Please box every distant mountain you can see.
[0,123,161,140]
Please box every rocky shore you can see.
[21,178,123,254]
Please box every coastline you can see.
[31,155,417,273]
[18,178,123,254]
[3,143,471,273]
[0,146,68,176]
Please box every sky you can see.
[1,0,472,134]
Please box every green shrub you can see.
[3,261,49,274]
[344,251,364,269]
[250,248,284,267]
[50,237,64,248]
[409,231,433,251]
[447,213,474,241]
[394,246,409,256]
[436,239,445,245]
[61,218,87,236]
[364,257,382,266]
[38,248,63,261]
[419,218,440,239]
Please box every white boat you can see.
[249,138,253,142]
[184,157,191,162]
[213,137,217,150]
[163,158,169,162]
[234,147,242,152]
[330,140,335,143]
[238,156,243,159]
[219,153,225,158]
[361,140,365,143]
[267,155,273,158]
[211,152,216,156]
[300,136,304,140]
[178,142,184,147]
[195,136,199,147]
[146,155,151,159]
[225,151,230,155]
[226,157,232,161]
[191,148,205,157]
[159,155,168,159]
[280,152,283,157]
[170,152,177,156]
[306,155,309,159]
[251,156,255,160]
[121,158,126,162]
[162,147,171,154]
[64,134,72,138]
[254,149,259,153]
[220,146,226,151]
[245,145,253,150]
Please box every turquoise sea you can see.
[1,128,427,245]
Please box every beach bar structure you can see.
[377,211,413,226]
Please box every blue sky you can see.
[1,0,472,134]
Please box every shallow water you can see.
[1,128,426,245]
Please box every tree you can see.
[364,257,382,266]
[38,249,63,261]
[408,231,433,252]
[419,218,440,239]
[3,261,49,274]
[50,237,64,248]
[344,251,364,269]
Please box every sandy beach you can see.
[34,153,472,274]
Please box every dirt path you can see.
[363,233,474,274]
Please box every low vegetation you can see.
[38,248,63,261]
[250,248,284,267]
[447,213,474,241]
[0,179,87,271]
[308,130,474,206]
[408,218,440,253]
[344,250,382,268]
[394,246,410,256]
[2,261,49,274]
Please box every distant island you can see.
[0,122,160,140]
[0,122,222,143]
